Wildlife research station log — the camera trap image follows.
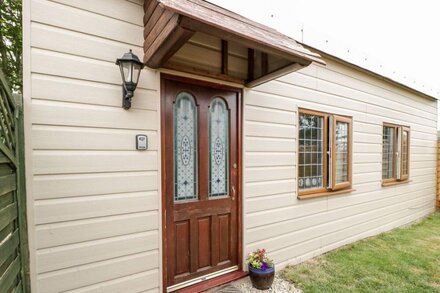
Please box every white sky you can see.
[209,0,440,127]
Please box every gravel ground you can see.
[209,275,302,293]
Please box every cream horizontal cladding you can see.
[26,0,161,292]
[243,55,437,269]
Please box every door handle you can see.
[231,185,236,201]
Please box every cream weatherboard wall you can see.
[24,0,162,292]
[243,58,437,267]
[22,0,437,292]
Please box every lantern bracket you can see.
[122,87,134,110]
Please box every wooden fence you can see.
[437,139,440,209]
[0,70,29,292]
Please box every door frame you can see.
[160,73,243,291]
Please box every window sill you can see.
[381,180,411,187]
[298,188,355,200]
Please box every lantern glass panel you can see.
[132,63,142,84]
[121,61,132,83]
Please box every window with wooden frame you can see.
[382,123,410,185]
[298,109,353,199]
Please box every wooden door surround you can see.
[161,74,243,292]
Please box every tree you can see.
[0,0,22,93]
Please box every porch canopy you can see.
[143,0,325,87]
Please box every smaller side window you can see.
[382,123,410,184]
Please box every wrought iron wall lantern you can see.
[116,50,144,110]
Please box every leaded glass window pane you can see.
[402,130,409,176]
[298,113,324,191]
[174,92,198,201]
[209,98,229,197]
[382,126,394,179]
[335,121,349,183]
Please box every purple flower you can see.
[261,261,269,271]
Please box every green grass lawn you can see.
[280,212,440,293]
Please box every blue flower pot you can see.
[248,265,275,290]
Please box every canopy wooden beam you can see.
[247,48,255,82]
[246,63,304,88]
[221,40,228,75]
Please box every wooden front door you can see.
[162,76,241,290]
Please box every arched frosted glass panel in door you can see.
[174,92,198,201]
[209,98,229,197]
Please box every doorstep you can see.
[175,271,248,293]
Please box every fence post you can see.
[14,93,31,292]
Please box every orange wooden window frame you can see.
[382,123,398,184]
[382,123,410,184]
[400,126,410,181]
[332,115,353,191]
[297,108,329,197]
[297,108,352,198]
